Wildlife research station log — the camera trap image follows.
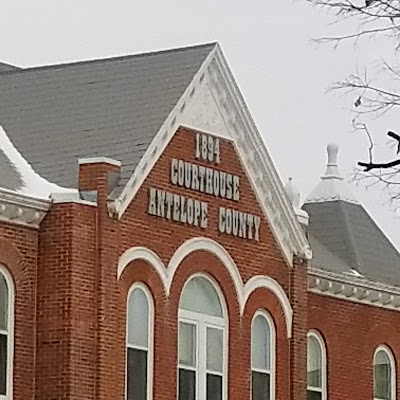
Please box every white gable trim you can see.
[109,44,311,266]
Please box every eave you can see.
[0,188,51,229]
[309,267,400,312]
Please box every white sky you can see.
[1,0,399,250]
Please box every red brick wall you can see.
[0,223,38,400]
[290,257,308,400]
[117,127,294,400]
[4,125,399,400]
[36,202,97,400]
[0,126,307,400]
[120,127,289,287]
[308,292,400,400]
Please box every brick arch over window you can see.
[365,323,400,352]
[0,264,14,400]
[243,288,290,400]
[0,238,22,282]
[118,258,167,400]
[177,273,228,400]
[0,237,36,400]
[118,236,292,338]
[373,345,396,400]
[307,330,327,400]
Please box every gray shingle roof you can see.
[304,200,400,286]
[0,43,215,188]
[0,148,23,191]
[0,62,19,74]
[308,234,353,274]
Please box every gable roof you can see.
[0,43,215,188]
[108,45,310,264]
[304,144,400,286]
[304,200,400,286]
[0,43,311,265]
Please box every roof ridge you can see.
[0,61,20,74]
[339,201,364,273]
[309,233,353,272]
[0,42,218,76]
[0,61,18,68]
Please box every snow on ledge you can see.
[0,125,78,199]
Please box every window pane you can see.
[252,371,270,400]
[375,350,390,366]
[179,322,196,367]
[307,336,322,388]
[252,315,271,371]
[374,351,391,400]
[179,368,196,400]
[180,276,223,317]
[207,327,223,372]
[307,390,322,400]
[0,334,7,396]
[207,374,222,400]
[127,348,147,400]
[0,274,8,331]
[127,288,149,348]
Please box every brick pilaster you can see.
[290,255,308,400]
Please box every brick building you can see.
[0,43,399,400]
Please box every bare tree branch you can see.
[306,0,400,207]
[358,159,400,170]
[358,131,400,170]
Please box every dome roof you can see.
[305,143,359,204]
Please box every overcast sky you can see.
[1,0,399,250]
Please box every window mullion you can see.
[198,321,207,400]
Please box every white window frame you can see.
[307,330,327,400]
[251,309,276,400]
[373,345,396,400]
[0,265,14,400]
[177,273,228,400]
[125,282,154,400]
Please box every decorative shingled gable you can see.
[110,44,311,266]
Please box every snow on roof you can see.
[0,125,77,199]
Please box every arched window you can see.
[0,267,13,399]
[251,310,275,400]
[374,346,396,400]
[126,284,154,400]
[307,331,326,400]
[178,275,227,400]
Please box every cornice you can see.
[0,188,51,229]
[308,267,400,311]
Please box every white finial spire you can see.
[285,177,309,226]
[322,143,342,180]
[305,143,359,204]
[285,177,301,208]
[327,142,339,164]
